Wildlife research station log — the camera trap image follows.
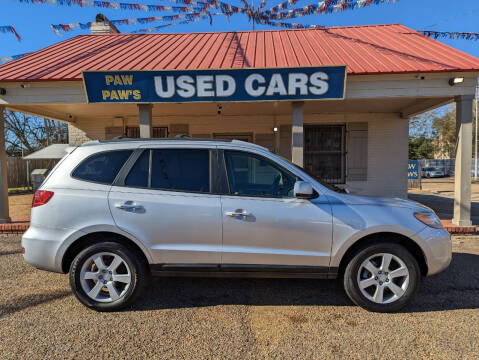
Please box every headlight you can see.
[414,212,443,229]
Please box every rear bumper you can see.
[415,226,452,276]
[21,224,74,273]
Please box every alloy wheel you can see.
[356,253,410,304]
[79,252,132,303]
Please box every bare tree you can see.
[3,109,67,156]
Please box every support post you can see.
[0,107,10,223]
[475,84,478,179]
[453,95,474,226]
[138,104,153,138]
[292,101,304,167]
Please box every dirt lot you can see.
[8,194,33,221]
[0,235,478,359]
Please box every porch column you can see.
[453,95,474,226]
[138,104,153,138]
[292,101,304,166]
[0,107,10,223]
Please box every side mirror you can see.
[294,181,314,199]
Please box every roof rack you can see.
[95,135,233,143]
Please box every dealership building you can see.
[0,20,478,225]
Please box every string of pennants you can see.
[0,53,29,65]
[51,12,219,35]
[132,13,224,33]
[49,0,395,34]
[0,26,21,41]
[0,0,478,55]
[419,30,479,41]
[261,0,394,17]
[14,0,214,11]
[13,0,248,16]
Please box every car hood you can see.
[329,193,432,212]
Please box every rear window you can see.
[72,150,132,184]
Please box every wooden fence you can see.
[7,157,53,189]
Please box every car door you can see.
[219,148,333,269]
[108,146,222,264]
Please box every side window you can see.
[72,150,132,184]
[224,151,297,197]
[125,150,150,187]
[151,149,210,193]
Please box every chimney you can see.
[90,14,120,34]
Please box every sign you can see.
[408,160,420,180]
[82,66,346,104]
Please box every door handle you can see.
[225,209,253,218]
[115,201,144,212]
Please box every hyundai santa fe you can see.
[22,137,451,312]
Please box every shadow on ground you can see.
[0,291,71,318]
[130,252,479,313]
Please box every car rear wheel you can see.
[69,241,148,311]
[343,243,420,312]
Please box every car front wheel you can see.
[343,243,421,312]
[69,241,148,311]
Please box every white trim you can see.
[1,73,478,106]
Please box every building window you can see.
[304,125,346,184]
[125,126,168,138]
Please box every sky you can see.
[0,0,478,59]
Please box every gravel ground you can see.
[1,235,478,360]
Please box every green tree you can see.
[429,100,478,159]
[431,106,456,158]
[409,135,435,160]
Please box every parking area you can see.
[1,235,478,359]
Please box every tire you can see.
[343,242,421,313]
[69,241,149,312]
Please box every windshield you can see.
[278,155,344,192]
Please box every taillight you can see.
[32,190,54,208]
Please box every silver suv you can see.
[22,137,451,312]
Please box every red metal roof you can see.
[1,24,479,82]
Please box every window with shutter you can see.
[105,126,123,139]
[346,122,368,181]
[304,125,346,184]
[255,133,275,152]
[169,124,189,138]
[279,125,292,160]
[125,126,168,138]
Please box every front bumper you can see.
[21,224,74,273]
[416,226,452,276]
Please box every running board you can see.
[150,264,338,279]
